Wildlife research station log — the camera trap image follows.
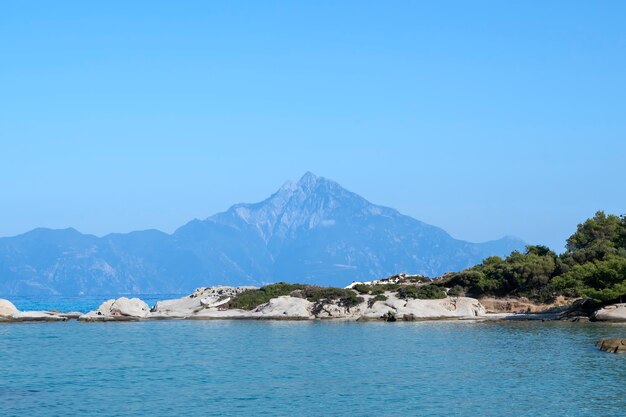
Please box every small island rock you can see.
[79,297,150,321]
[597,338,626,353]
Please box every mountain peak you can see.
[299,171,318,182]
[297,171,320,190]
[0,173,527,294]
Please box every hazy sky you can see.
[1,1,625,251]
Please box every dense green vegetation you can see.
[438,211,626,304]
[229,212,625,309]
[353,281,446,300]
[228,283,363,310]
[352,283,401,295]
[397,284,447,300]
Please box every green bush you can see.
[447,285,464,297]
[368,294,388,308]
[229,283,364,310]
[228,283,307,310]
[397,285,447,300]
[370,283,400,295]
[406,275,431,283]
[352,284,372,294]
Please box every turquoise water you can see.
[1,319,625,416]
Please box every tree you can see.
[565,211,623,263]
[552,256,626,303]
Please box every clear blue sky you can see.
[1,1,625,251]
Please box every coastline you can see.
[2,286,625,324]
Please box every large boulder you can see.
[0,299,19,317]
[255,296,313,319]
[110,297,150,318]
[597,338,626,353]
[79,297,149,321]
[593,304,626,322]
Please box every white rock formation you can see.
[594,304,626,322]
[151,286,255,318]
[79,297,150,321]
[9,311,68,322]
[110,297,150,318]
[360,294,485,321]
[2,286,487,323]
[254,296,313,319]
[0,299,19,317]
[0,299,69,322]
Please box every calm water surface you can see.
[1,313,625,416]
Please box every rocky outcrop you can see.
[8,311,68,322]
[479,296,572,314]
[593,304,626,322]
[79,297,150,321]
[111,297,150,318]
[0,299,19,317]
[151,286,256,318]
[360,295,485,321]
[597,338,626,353]
[0,298,68,322]
[254,296,312,319]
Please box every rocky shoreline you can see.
[2,285,626,324]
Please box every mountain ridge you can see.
[0,173,525,295]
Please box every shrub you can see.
[229,283,364,310]
[397,285,447,300]
[370,283,400,295]
[368,294,387,308]
[352,284,372,294]
[447,285,464,297]
[228,283,307,310]
[407,275,431,283]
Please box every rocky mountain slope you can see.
[0,173,524,295]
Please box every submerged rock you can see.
[597,338,626,353]
[593,304,626,322]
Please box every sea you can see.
[1,297,625,417]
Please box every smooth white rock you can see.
[96,299,116,315]
[254,296,313,319]
[594,304,626,322]
[9,311,68,322]
[78,297,149,321]
[110,297,150,318]
[360,295,485,320]
[200,296,231,309]
[0,299,19,317]
[152,286,255,317]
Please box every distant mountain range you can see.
[0,173,525,295]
